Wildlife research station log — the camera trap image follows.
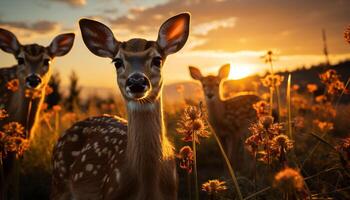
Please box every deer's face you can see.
[113,40,164,102]
[200,75,221,100]
[79,13,190,103]
[16,45,52,90]
[0,29,75,90]
[189,64,230,101]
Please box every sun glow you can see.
[228,63,255,80]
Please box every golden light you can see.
[228,63,255,80]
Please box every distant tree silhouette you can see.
[65,71,81,111]
[45,72,62,109]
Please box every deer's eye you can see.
[17,57,25,65]
[113,58,124,70]
[152,57,162,68]
[43,59,51,66]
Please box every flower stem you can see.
[187,172,192,200]
[207,123,243,200]
[192,133,199,200]
[287,74,292,139]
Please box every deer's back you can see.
[223,94,260,132]
[52,115,128,199]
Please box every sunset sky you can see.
[1,0,350,89]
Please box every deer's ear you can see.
[0,28,20,54]
[189,66,202,80]
[48,33,75,57]
[79,19,119,59]
[157,13,190,56]
[218,63,230,79]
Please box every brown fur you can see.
[51,13,190,200]
[189,65,260,174]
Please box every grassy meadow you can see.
[6,57,348,199]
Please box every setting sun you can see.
[228,63,255,80]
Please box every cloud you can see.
[52,0,86,7]
[103,0,350,54]
[0,19,62,42]
[193,17,236,36]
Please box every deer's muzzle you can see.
[25,74,42,89]
[125,73,150,99]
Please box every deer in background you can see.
[0,28,75,198]
[51,13,190,200]
[189,64,259,173]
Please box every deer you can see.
[51,13,190,200]
[0,28,75,198]
[189,64,260,174]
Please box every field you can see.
[1,1,350,199]
[1,59,348,200]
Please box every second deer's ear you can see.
[218,63,230,79]
[79,19,119,59]
[0,28,20,54]
[48,33,75,57]
[157,13,190,56]
[189,66,203,80]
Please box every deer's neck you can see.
[124,97,174,198]
[206,95,225,129]
[8,85,45,139]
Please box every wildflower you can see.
[292,84,300,91]
[4,137,30,156]
[177,106,210,143]
[25,89,42,99]
[253,100,270,117]
[315,95,328,103]
[313,120,334,133]
[45,85,54,96]
[259,115,274,129]
[320,69,339,85]
[344,25,350,44]
[6,79,19,92]
[271,135,294,151]
[319,69,348,95]
[261,74,284,89]
[261,50,277,64]
[201,179,227,195]
[0,109,9,120]
[273,167,304,192]
[306,84,318,93]
[177,146,193,173]
[3,122,25,137]
[52,105,62,112]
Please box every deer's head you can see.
[79,13,190,105]
[0,28,75,91]
[189,64,230,101]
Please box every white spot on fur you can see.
[71,151,80,156]
[85,164,94,172]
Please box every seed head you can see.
[201,179,227,195]
[274,167,304,192]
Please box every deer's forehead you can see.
[203,76,219,84]
[118,46,161,61]
[19,44,50,60]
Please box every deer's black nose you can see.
[126,73,150,94]
[25,74,42,89]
